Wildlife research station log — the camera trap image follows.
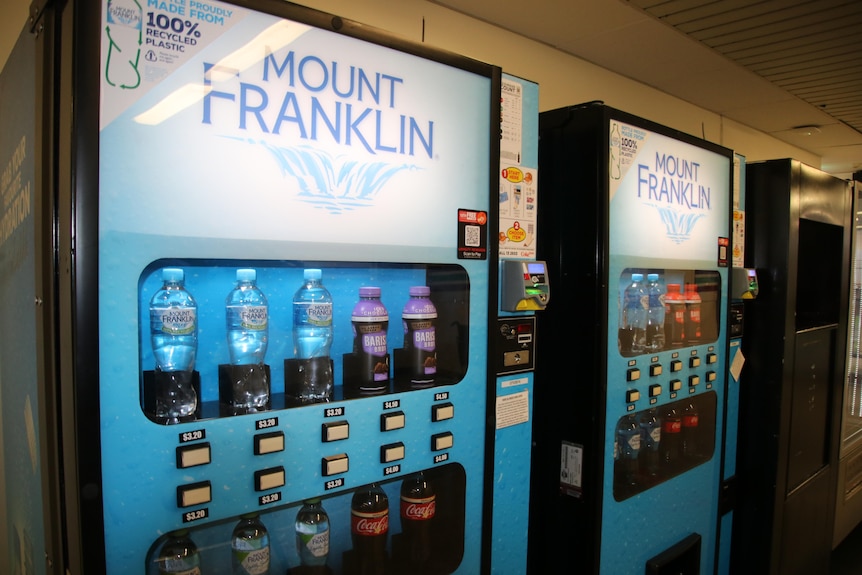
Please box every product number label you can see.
[259,492,281,506]
[179,429,205,443]
[183,508,208,523]
[383,399,400,410]
[434,392,449,401]
[256,417,278,430]
[325,407,345,418]
[434,453,449,464]
[324,478,344,491]
[384,465,401,476]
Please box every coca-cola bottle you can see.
[351,483,389,575]
[400,472,436,570]
[664,283,686,347]
[662,405,682,467]
[684,282,702,345]
[682,401,700,459]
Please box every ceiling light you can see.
[792,125,822,136]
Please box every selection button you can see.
[177,481,211,508]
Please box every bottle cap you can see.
[359,286,381,298]
[239,512,259,520]
[667,283,681,292]
[304,268,323,281]
[647,273,659,281]
[236,268,256,282]
[162,268,184,282]
[631,273,644,282]
[305,497,321,504]
[409,286,431,297]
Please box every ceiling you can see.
[432,0,862,178]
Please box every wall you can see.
[0,0,815,167]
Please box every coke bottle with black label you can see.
[351,483,389,575]
[400,471,436,570]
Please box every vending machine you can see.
[491,73,544,575]
[733,159,852,575]
[528,102,733,574]
[1,0,512,573]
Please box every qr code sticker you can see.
[464,225,481,247]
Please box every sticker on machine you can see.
[457,209,488,260]
[560,441,583,498]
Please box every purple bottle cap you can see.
[359,286,381,298]
[409,286,431,297]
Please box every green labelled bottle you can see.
[295,498,330,568]
[157,530,201,575]
[231,513,270,575]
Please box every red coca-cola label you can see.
[351,510,389,536]
[400,496,436,521]
[683,414,699,427]
[663,419,682,434]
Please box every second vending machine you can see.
[529,102,733,574]
[73,0,501,572]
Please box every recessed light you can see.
[792,125,821,136]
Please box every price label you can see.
[434,392,449,401]
[325,406,345,418]
[383,399,400,410]
[256,417,279,430]
[434,453,449,464]
[182,508,208,523]
[179,429,205,443]
[384,465,401,476]
[324,477,344,491]
[259,492,281,506]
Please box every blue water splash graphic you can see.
[256,140,420,214]
[650,204,705,244]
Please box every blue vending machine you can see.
[529,102,733,574]
[491,74,545,575]
[28,0,512,573]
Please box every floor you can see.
[831,521,862,574]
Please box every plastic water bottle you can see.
[293,269,334,359]
[402,286,437,386]
[638,408,662,477]
[156,529,201,575]
[620,273,647,355]
[226,269,268,366]
[351,287,390,392]
[149,268,197,424]
[295,498,330,569]
[645,273,666,352]
[292,269,334,403]
[616,413,641,486]
[231,513,270,575]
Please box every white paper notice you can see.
[730,347,745,382]
[495,390,530,430]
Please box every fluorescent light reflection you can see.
[134,20,311,125]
